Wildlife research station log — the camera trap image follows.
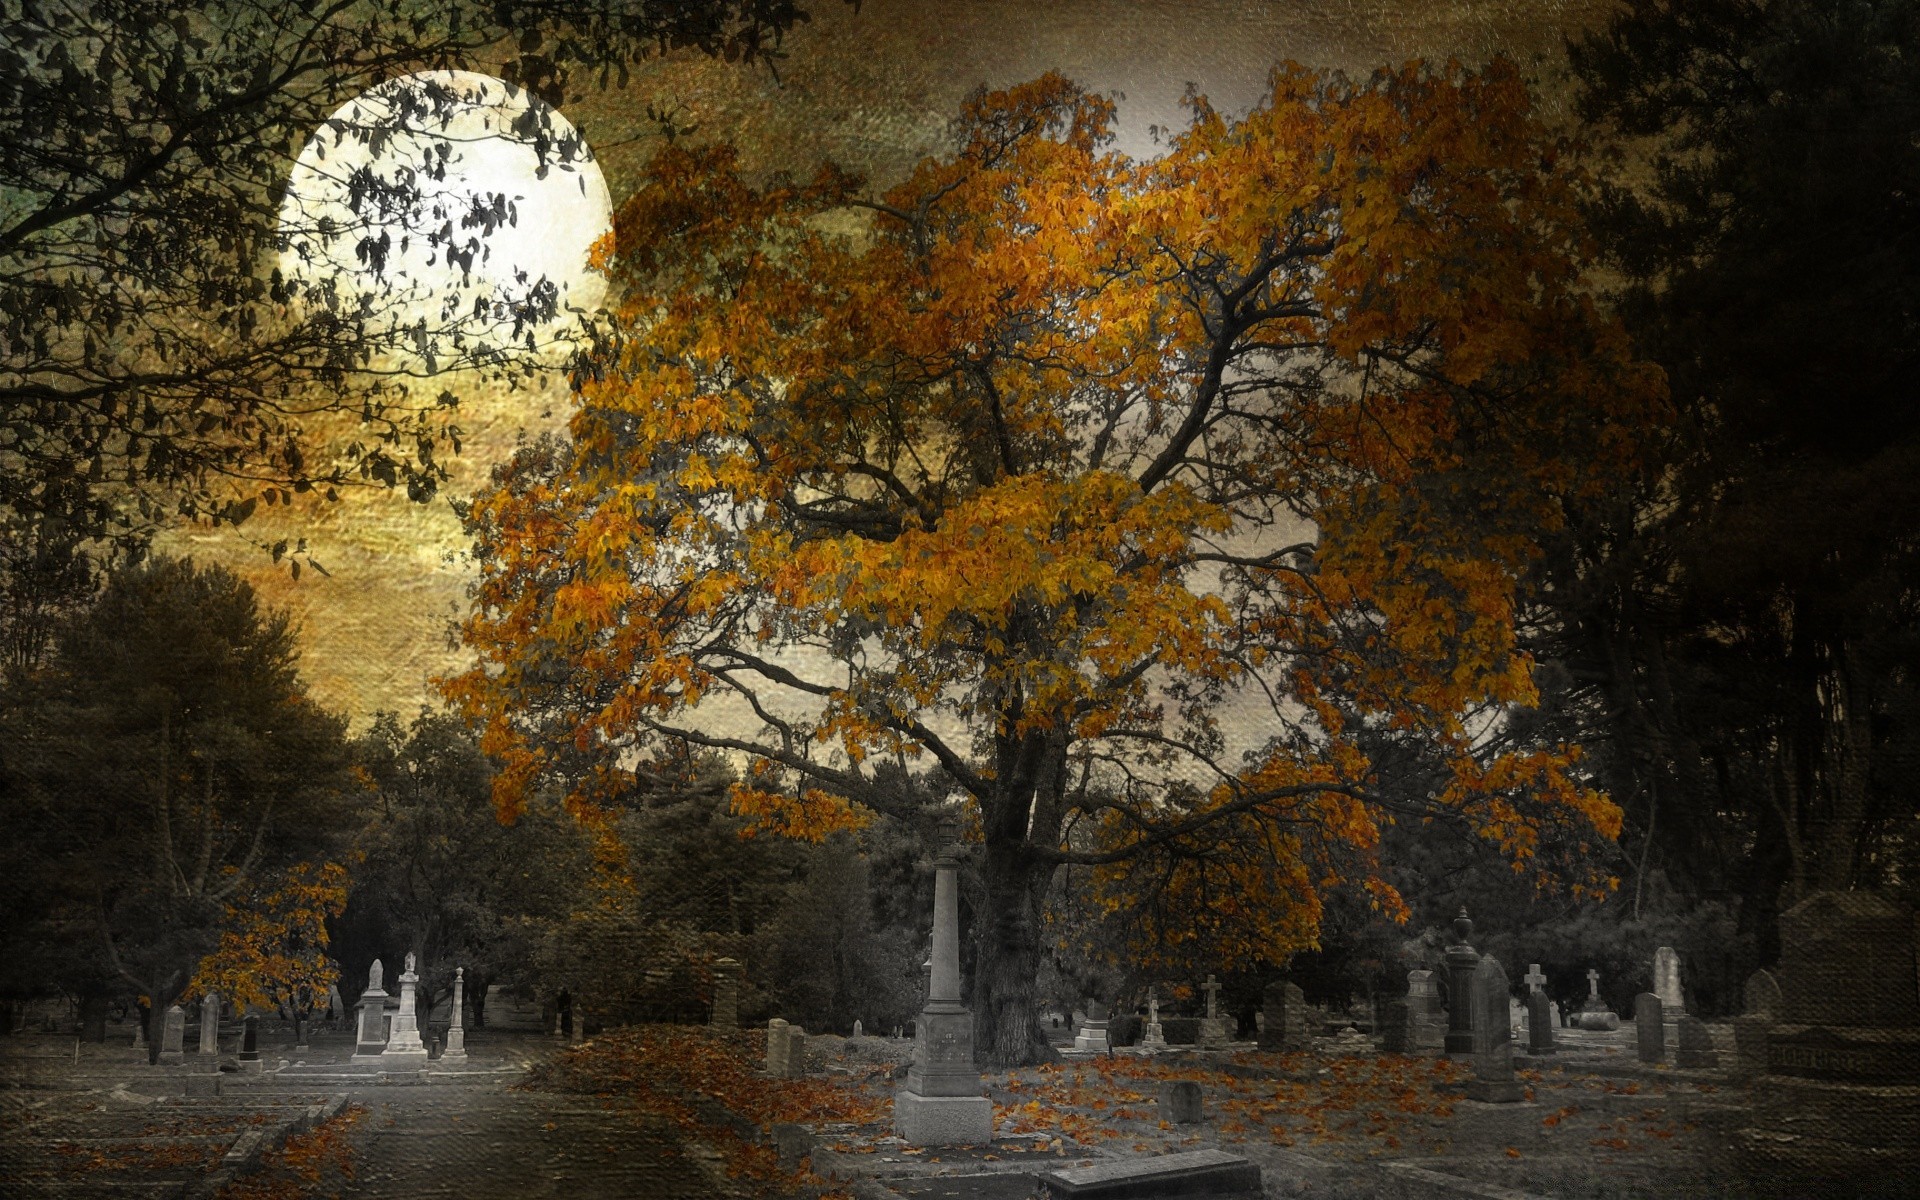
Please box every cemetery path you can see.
[328,1075,736,1200]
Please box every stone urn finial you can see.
[1453,907,1473,944]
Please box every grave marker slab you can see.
[1406,969,1446,1053]
[766,1018,791,1076]
[159,1005,185,1064]
[1257,979,1311,1052]
[1634,993,1665,1063]
[1676,1015,1717,1069]
[1380,998,1411,1054]
[198,992,219,1059]
[1525,990,1557,1055]
[1158,1080,1203,1124]
[1464,955,1524,1103]
[1035,1148,1260,1200]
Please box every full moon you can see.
[277,69,613,366]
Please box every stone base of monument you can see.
[379,1048,429,1067]
[1035,1148,1260,1199]
[1576,1011,1621,1031]
[1072,1028,1110,1053]
[182,1073,222,1097]
[1194,1018,1229,1049]
[892,1089,992,1145]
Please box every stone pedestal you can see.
[1074,1001,1112,1053]
[442,967,468,1060]
[1442,909,1481,1058]
[893,815,992,1146]
[1140,990,1167,1050]
[380,956,429,1066]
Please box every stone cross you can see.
[1202,975,1222,1019]
[1524,964,1547,994]
[1586,968,1600,999]
[442,967,468,1059]
[1147,989,1160,1025]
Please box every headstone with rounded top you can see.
[1464,955,1524,1102]
[198,992,219,1059]
[1732,969,1781,1079]
[1676,1015,1717,1069]
[1159,1079,1203,1124]
[159,1005,185,1064]
[1526,990,1557,1055]
[853,1019,864,1038]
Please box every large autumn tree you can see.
[451,64,1666,1064]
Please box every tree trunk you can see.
[973,842,1056,1067]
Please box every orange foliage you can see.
[188,861,349,1016]
[449,62,1664,996]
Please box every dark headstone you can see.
[1634,993,1665,1063]
[1744,969,1783,1019]
[1464,955,1524,1103]
[1380,999,1411,1054]
[1256,980,1310,1052]
[1525,990,1557,1055]
[1036,1149,1260,1199]
[238,1015,259,1062]
[1776,891,1919,1028]
[1676,1016,1717,1069]
[1158,1080,1203,1124]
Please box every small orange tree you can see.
[189,861,349,1037]
[450,64,1666,1065]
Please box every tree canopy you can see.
[1,0,847,560]
[450,63,1666,1064]
[1551,0,1920,943]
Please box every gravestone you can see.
[766,1018,791,1075]
[1380,998,1411,1053]
[1525,990,1557,1055]
[1653,946,1687,1015]
[353,961,391,1059]
[710,957,741,1029]
[1634,993,1665,1063]
[158,1005,185,1064]
[1464,955,1524,1102]
[1741,890,1920,1173]
[853,1019,864,1038]
[1035,1149,1260,1200]
[1159,1079,1203,1124]
[198,992,219,1059]
[1257,979,1312,1052]
[1141,988,1167,1051]
[381,952,429,1064]
[1732,969,1781,1079]
[238,1015,262,1073]
[784,1026,805,1073]
[1508,995,1527,1036]
[1676,1015,1717,1068]
[325,984,345,1022]
[1406,970,1446,1053]
[1074,1000,1112,1052]
[442,967,468,1060]
[1523,964,1547,994]
[1195,975,1229,1048]
[893,814,992,1145]
[1576,968,1621,1030]
[1443,908,1481,1057]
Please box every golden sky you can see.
[160,0,1620,729]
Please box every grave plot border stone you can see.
[1035,1148,1261,1199]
